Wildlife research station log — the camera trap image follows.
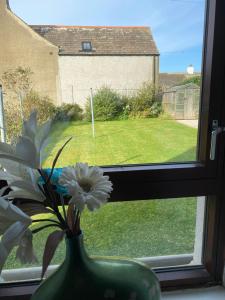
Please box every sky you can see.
[10,0,206,73]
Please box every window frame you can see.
[81,41,92,52]
[1,0,225,298]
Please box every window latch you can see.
[210,120,225,160]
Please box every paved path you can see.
[177,120,198,128]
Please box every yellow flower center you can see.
[78,179,92,193]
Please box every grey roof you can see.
[159,73,201,89]
[30,25,159,56]
[159,73,187,88]
[165,83,200,92]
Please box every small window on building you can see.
[82,41,92,51]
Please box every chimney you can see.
[0,0,11,10]
[187,64,194,75]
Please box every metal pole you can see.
[90,88,95,138]
[0,85,6,143]
[18,91,24,120]
[72,85,75,104]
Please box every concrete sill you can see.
[162,286,225,299]
[1,254,193,282]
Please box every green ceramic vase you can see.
[31,234,161,300]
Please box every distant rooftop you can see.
[30,25,159,56]
[159,72,201,88]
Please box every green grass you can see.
[44,118,197,167]
[5,198,197,269]
[4,119,198,270]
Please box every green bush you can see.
[117,96,130,120]
[180,75,201,87]
[23,90,56,123]
[128,82,162,118]
[53,103,83,122]
[4,101,21,142]
[85,87,125,121]
[4,90,57,141]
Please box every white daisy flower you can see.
[59,163,113,212]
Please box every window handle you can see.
[210,120,225,160]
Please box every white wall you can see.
[59,55,154,107]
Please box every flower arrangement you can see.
[0,112,113,279]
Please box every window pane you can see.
[82,197,205,268]
[0,0,206,166]
[1,197,205,283]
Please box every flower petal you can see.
[16,229,37,264]
[0,242,8,276]
[35,120,52,152]
[22,111,37,141]
[2,221,30,252]
[69,195,85,212]
[0,142,15,156]
[86,195,102,211]
[7,189,44,202]
[16,136,38,168]
[0,198,31,223]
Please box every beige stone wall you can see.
[59,55,155,107]
[0,0,60,104]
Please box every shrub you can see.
[117,95,130,120]
[4,90,57,141]
[85,87,124,121]
[180,75,201,87]
[23,90,56,123]
[128,82,162,118]
[4,101,21,141]
[53,103,83,122]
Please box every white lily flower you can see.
[0,162,45,202]
[0,197,31,234]
[59,163,113,212]
[0,198,31,275]
[0,111,51,169]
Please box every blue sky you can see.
[10,0,205,73]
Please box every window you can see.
[1,0,225,298]
[82,41,92,52]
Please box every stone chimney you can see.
[187,64,194,75]
[0,0,11,10]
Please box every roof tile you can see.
[30,25,159,56]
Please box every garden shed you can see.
[162,83,200,120]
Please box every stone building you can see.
[0,0,159,107]
[0,0,60,104]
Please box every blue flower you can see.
[39,168,68,196]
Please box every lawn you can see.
[5,198,197,270]
[44,118,197,167]
[4,119,198,270]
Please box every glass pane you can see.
[0,0,206,166]
[1,197,205,283]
